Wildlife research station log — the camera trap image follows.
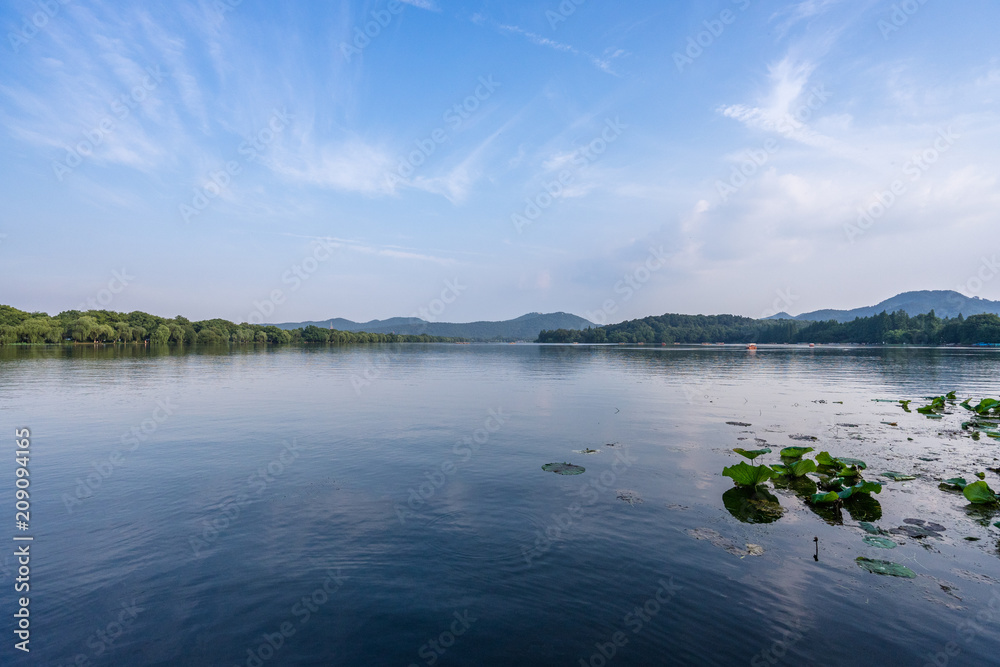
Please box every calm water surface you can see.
[2,344,1000,666]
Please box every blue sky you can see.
[2,0,999,324]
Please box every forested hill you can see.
[538,310,1000,345]
[0,305,459,345]
[273,311,594,341]
[768,290,1000,322]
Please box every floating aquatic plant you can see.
[811,480,882,504]
[863,535,897,549]
[779,446,814,459]
[732,447,771,461]
[770,459,817,478]
[880,471,916,481]
[940,477,968,491]
[722,462,777,488]
[856,557,916,578]
[541,462,585,475]
[963,480,999,505]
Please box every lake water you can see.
[2,344,1000,666]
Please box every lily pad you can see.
[541,462,585,475]
[733,447,771,461]
[574,448,601,454]
[726,421,752,427]
[863,536,898,549]
[788,434,819,441]
[963,480,999,505]
[779,446,814,459]
[856,557,916,578]
[994,522,1000,529]
[940,478,968,491]
[771,459,817,478]
[881,471,916,481]
[858,521,882,535]
[723,462,776,487]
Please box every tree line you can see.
[0,306,459,345]
[538,310,1000,345]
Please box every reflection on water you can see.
[2,343,1000,665]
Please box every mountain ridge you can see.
[766,290,1000,322]
[271,311,595,341]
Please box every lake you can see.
[2,344,1000,666]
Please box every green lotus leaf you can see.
[863,536,897,549]
[780,446,814,459]
[881,471,916,481]
[811,491,841,504]
[541,462,585,475]
[845,494,882,522]
[723,462,776,487]
[815,451,836,467]
[856,557,915,578]
[962,480,999,505]
[733,447,771,461]
[946,391,957,400]
[940,477,968,490]
[837,457,868,470]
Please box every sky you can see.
[1,0,999,325]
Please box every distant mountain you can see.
[765,290,1000,322]
[271,312,595,341]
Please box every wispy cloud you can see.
[279,234,461,266]
[495,23,622,75]
[399,0,440,10]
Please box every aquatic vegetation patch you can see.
[726,421,752,427]
[856,557,916,578]
[723,462,777,487]
[863,535,898,549]
[541,462,585,475]
[723,486,784,523]
[779,446,814,459]
[770,459,817,478]
[890,519,945,539]
[788,434,819,441]
[574,448,601,454]
[880,471,916,481]
[963,481,999,505]
[939,478,968,491]
[733,447,771,461]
